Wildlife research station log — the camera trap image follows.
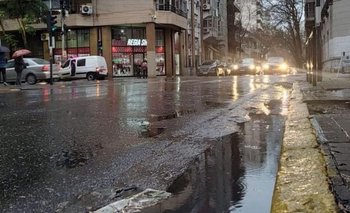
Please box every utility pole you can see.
[47,0,58,85]
[60,0,69,62]
[191,0,195,75]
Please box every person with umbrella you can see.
[12,49,30,87]
[14,56,26,87]
[0,46,10,86]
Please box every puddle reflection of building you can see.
[148,134,245,213]
[242,114,266,167]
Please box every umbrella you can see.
[12,49,31,58]
[0,46,10,53]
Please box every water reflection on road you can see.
[141,101,285,213]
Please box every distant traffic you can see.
[198,56,295,76]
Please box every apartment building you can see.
[183,0,232,66]
[2,0,189,78]
[201,0,229,61]
[320,0,350,71]
[307,0,350,71]
[187,0,202,70]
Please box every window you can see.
[156,29,164,46]
[62,60,70,68]
[32,58,49,65]
[305,2,315,18]
[77,59,86,67]
[316,0,320,6]
[6,60,14,68]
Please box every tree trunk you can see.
[17,18,27,49]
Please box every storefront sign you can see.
[127,39,147,46]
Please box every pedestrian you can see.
[14,56,26,87]
[0,52,8,86]
[70,59,76,76]
[141,59,148,78]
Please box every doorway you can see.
[133,53,145,77]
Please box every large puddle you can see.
[140,109,285,212]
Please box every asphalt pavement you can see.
[1,72,350,212]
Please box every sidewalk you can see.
[273,71,350,212]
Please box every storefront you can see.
[49,26,176,78]
[111,27,166,77]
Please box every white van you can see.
[59,56,108,80]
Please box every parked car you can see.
[198,60,226,76]
[262,57,290,74]
[236,58,257,75]
[5,58,60,85]
[59,56,108,81]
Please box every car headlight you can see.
[263,64,269,70]
[280,63,288,70]
[233,64,239,70]
[249,64,256,70]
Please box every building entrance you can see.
[133,53,145,78]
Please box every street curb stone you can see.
[271,82,338,213]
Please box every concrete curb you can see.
[271,82,338,212]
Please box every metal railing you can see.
[156,3,187,18]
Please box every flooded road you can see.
[0,74,302,212]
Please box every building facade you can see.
[2,0,239,76]
[2,0,189,78]
[321,0,350,71]
[187,0,202,72]
[307,0,350,72]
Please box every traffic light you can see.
[50,14,58,32]
[46,12,58,33]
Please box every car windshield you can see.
[241,58,254,64]
[267,57,284,63]
[31,58,50,64]
[202,60,216,65]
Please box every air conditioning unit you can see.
[80,4,93,15]
[203,4,210,11]
[41,33,49,41]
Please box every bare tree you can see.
[263,0,305,67]
[235,0,260,59]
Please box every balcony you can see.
[321,0,333,19]
[156,3,187,18]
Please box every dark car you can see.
[262,57,289,74]
[6,58,60,85]
[236,58,257,75]
[198,60,226,76]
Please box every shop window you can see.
[77,30,90,47]
[156,29,164,46]
[133,29,145,39]
[77,59,86,67]
[54,28,90,62]
[111,27,165,77]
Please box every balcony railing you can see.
[156,3,187,18]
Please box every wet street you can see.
[0,74,304,212]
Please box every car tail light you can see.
[41,65,49,71]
